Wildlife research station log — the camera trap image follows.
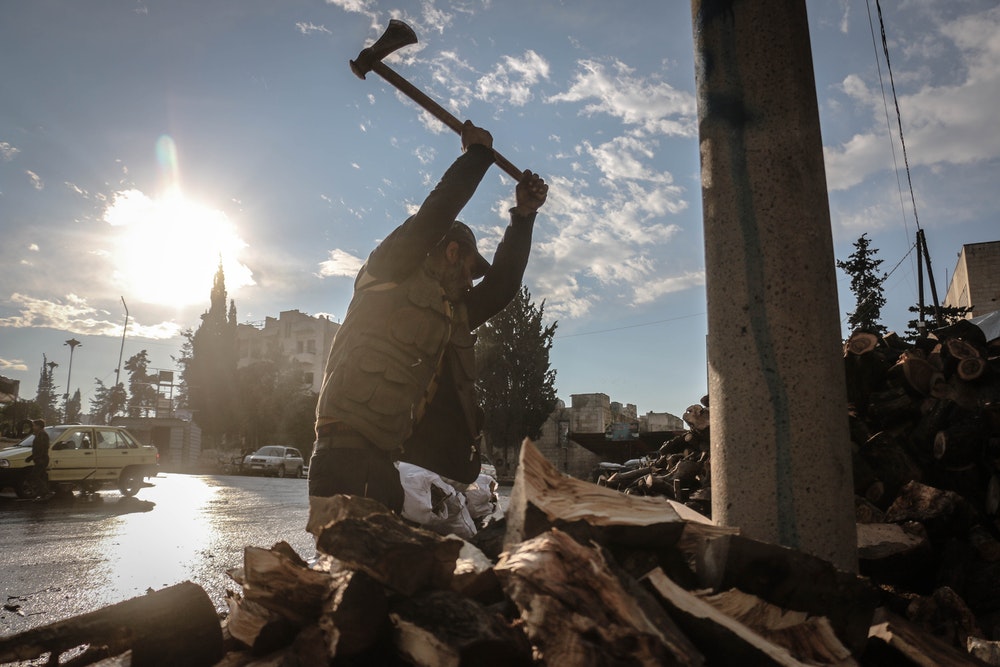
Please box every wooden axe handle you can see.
[370,60,524,181]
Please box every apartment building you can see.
[235,310,340,394]
[944,240,1000,318]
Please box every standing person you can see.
[25,419,50,497]
[310,120,548,513]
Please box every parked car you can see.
[242,446,305,478]
[0,424,159,499]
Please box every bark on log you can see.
[885,481,977,542]
[496,529,704,667]
[314,504,464,596]
[0,581,224,667]
[692,533,878,656]
[504,439,690,552]
[682,404,711,433]
[389,590,533,667]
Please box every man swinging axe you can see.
[309,21,549,512]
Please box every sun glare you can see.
[105,188,253,307]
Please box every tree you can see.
[904,303,975,340]
[234,350,316,456]
[64,389,82,423]
[475,285,558,478]
[89,378,125,425]
[35,354,61,424]
[124,350,158,417]
[182,262,239,446]
[837,234,888,336]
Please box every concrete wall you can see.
[532,403,601,481]
[945,240,1000,317]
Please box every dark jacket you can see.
[30,429,50,467]
[315,144,536,481]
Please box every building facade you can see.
[944,240,1000,318]
[235,310,340,394]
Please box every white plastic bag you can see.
[397,462,478,539]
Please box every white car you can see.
[242,446,305,478]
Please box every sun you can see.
[105,187,254,307]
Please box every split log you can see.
[856,522,933,586]
[317,567,388,658]
[866,607,986,666]
[224,593,298,656]
[906,586,982,651]
[0,581,224,667]
[238,542,331,624]
[643,568,822,666]
[496,529,704,667]
[698,587,857,666]
[314,505,464,596]
[860,431,924,504]
[691,533,879,656]
[885,481,977,543]
[389,590,533,667]
[504,439,720,553]
[845,329,879,356]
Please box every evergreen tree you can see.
[90,378,127,424]
[65,389,82,423]
[173,329,194,409]
[35,355,60,423]
[475,285,558,478]
[184,262,239,445]
[837,234,888,335]
[125,350,158,417]
[904,304,975,340]
[234,350,316,455]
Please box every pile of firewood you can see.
[7,439,1000,666]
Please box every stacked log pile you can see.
[7,439,1000,666]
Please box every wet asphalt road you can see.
[0,472,315,637]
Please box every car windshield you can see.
[18,426,67,447]
[256,446,282,457]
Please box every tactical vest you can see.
[316,266,479,455]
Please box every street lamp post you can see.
[64,338,82,421]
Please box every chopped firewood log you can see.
[967,636,1000,665]
[496,529,704,667]
[906,586,982,651]
[860,431,924,503]
[889,353,945,397]
[691,533,879,656]
[868,386,920,427]
[699,587,857,666]
[683,403,711,432]
[306,493,392,537]
[224,593,298,655]
[866,607,986,666]
[885,481,977,542]
[389,589,533,667]
[856,522,933,586]
[845,329,879,356]
[855,497,886,524]
[237,542,332,624]
[0,581,224,667]
[504,439,691,553]
[934,420,986,466]
[317,567,388,657]
[314,504,464,596]
[642,568,819,666]
[605,465,654,487]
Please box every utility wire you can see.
[555,312,705,339]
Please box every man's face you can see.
[440,246,477,302]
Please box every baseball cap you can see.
[444,221,490,279]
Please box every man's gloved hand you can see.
[461,120,493,152]
[514,170,548,215]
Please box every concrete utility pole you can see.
[691,0,857,571]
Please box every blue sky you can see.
[1,0,998,419]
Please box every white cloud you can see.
[26,170,43,190]
[318,249,365,278]
[475,50,550,107]
[0,293,181,340]
[824,5,1000,191]
[296,22,331,35]
[0,357,28,372]
[548,59,696,137]
[0,142,19,161]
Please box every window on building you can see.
[296,340,304,354]
[307,339,316,353]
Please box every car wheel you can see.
[294,465,303,478]
[118,469,144,497]
[277,465,286,478]
[14,475,41,500]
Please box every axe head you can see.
[350,19,418,80]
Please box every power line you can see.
[555,312,705,339]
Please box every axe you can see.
[350,19,524,181]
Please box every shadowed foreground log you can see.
[0,581,223,667]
